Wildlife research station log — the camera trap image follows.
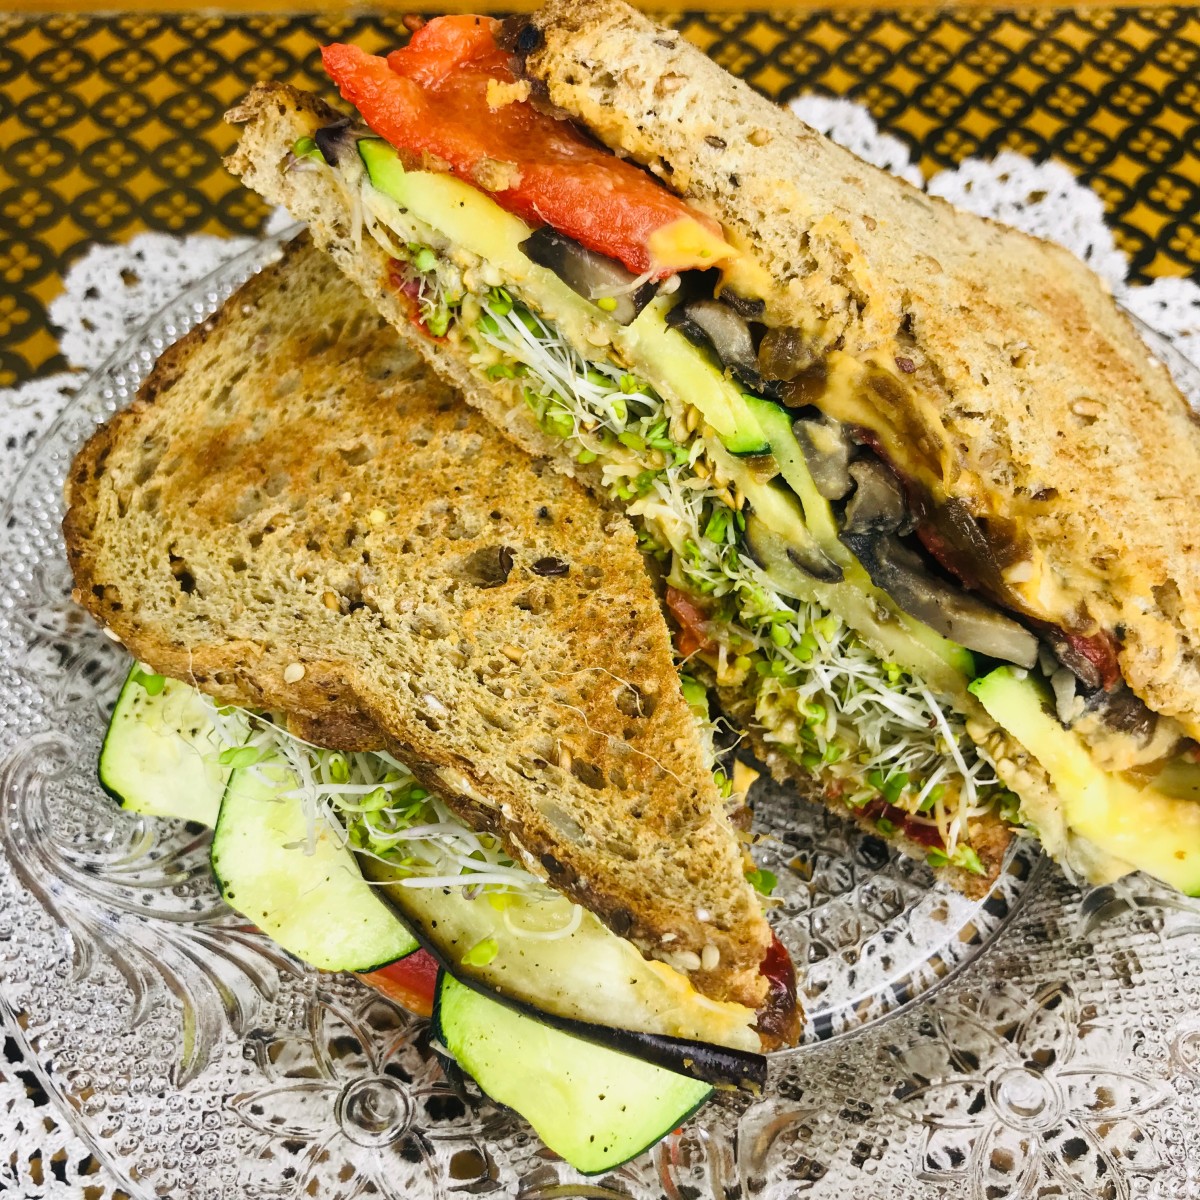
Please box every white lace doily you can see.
[1,99,1197,1199]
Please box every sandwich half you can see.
[225,1,1200,897]
[64,232,800,1120]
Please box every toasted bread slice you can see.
[63,234,771,1009]
[516,0,1200,737]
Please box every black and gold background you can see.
[2,7,1199,388]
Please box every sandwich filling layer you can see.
[133,667,768,1051]
[290,18,1200,893]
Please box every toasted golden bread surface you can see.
[224,85,591,484]
[64,235,770,1008]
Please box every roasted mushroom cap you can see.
[794,417,853,501]
[719,290,766,320]
[1039,626,1116,691]
[840,460,909,535]
[519,227,656,325]
[843,531,1040,667]
[666,298,766,391]
[1082,684,1159,742]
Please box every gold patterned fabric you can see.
[1,8,1198,386]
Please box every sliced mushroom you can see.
[1040,628,1104,691]
[666,298,763,390]
[794,417,853,500]
[743,511,843,593]
[519,227,656,325]
[841,530,1040,667]
[1081,684,1157,741]
[841,460,908,535]
[1073,684,1186,772]
[719,291,766,320]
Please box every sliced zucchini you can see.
[628,298,771,455]
[435,971,712,1175]
[743,394,843,545]
[212,759,419,971]
[723,428,773,457]
[972,667,1200,895]
[731,403,978,684]
[99,665,229,826]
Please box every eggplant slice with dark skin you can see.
[520,227,657,326]
[364,862,769,1088]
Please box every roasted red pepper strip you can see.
[387,259,447,343]
[359,949,440,1018]
[321,20,733,277]
[858,798,945,848]
[754,931,800,1048]
[1061,629,1121,691]
[665,586,718,658]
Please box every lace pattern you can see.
[1,102,1198,1200]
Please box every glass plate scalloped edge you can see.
[5,229,1191,1200]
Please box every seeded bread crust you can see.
[520,0,1200,738]
[63,234,771,1009]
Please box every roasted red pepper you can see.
[665,586,718,658]
[387,259,446,342]
[322,18,732,278]
[858,798,945,848]
[359,949,440,1018]
[754,931,800,1048]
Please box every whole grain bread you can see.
[63,234,770,1009]
[516,0,1200,735]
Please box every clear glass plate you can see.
[1,231,1196,1200]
